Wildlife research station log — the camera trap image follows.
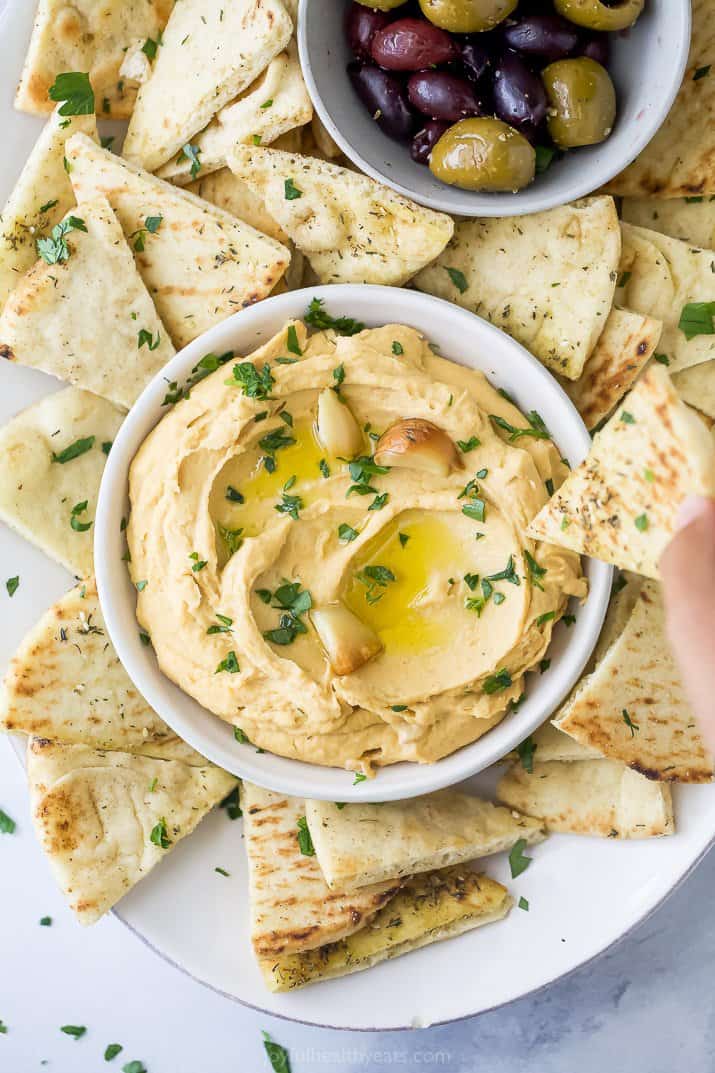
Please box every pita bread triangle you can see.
[555,580,713,783]
[188,168,288,243]
[561,308,662,431]
[413,197,620,381]
[227,145,454,287]
[527,364,715,578]
[15,0,175,119]
[242,782,400,959]
[617,223,715,374]
[673,361,715,420]
[28,737,236,924]
[0,196,175,409]
[123,0,293,172]
[262,866,512,992]
[0,107,97,310]
[0,387,123,578]
[621,196,715,253]
[305,791,545,892]
[497,759,674,839]
[604,0,715,199]
[1,579,207,765]
[65,134,290,348]
[157,43,312,186]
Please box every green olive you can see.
[542,57,616,149]
[429,118,535,192]
[418,0,518,33]
[355,0,406,9]
[553,0,644,32]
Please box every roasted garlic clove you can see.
[374,419,461,477]
[316,388,363,458]
[311,604,383,676]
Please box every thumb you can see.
[659,496,715,751]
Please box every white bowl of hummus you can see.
[95,285,611,802]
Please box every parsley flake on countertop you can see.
[5,576,19,597]
[48,71,94,115]
[104,1043,123,1061]
[263,1032,292,1073]
[60,1024,87,1040]
[508,838,533,879]
[39,916,52,926]
[518,896,530,911]
[149,817,171,849]
[215,866,230,876]
[52,435,95,463]
[304,297,364,336]
[121,1062,147,1073]
[296,816,315,856]
[0,809,16,834]
[284,178,302,200]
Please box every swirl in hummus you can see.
[128,315,586,773]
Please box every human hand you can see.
[660,496,715,752]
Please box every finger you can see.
[659,496,715,750]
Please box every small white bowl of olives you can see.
[298,0,691,216]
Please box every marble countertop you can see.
[1,738,713,1073]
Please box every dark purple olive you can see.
[345,3,392,61]
[407,71,482,121]
[459,39,491,82]
[411,119,450,163]
[370,17,458,70]
[502,14,579,62]
[580,32,610,66]
[493,50,547,130]
[348,62,416,142]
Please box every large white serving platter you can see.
[2,0,713,1032]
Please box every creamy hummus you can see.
[128,318,585,772]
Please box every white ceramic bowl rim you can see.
[95,285,611,801]
[297,0,691,217]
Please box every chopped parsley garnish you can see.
[398,532,410,547]
[534,144,555,173]
[445,267,468,293]
[39,198,59,214]
[535,611,555,627]
[137,328,161,351]
[181,143,202,178]
[122,1062,147,1073]
[142,36,159,59]
[392,341,404,355]
[233,727,250,744]
[286,325,302,356]
[5,576,19,598]
[486,555,520,586]
[694,64,711,80]
[319,458,330,478]
[524,550,546,590]
[516,736,536,774]
[217,523,243,556]
[275,485,303,521]
[508,838,532,879]
[70,500,92,532]
[104,1044,123,1061]
[369,491,388,511]
[215,650,240,674]
[545,478,554,497]
[620,410,635,424]
[261,98,274,109]
[678,301,715,340]
[207,613,234,635]
[138,631,151,646]
[356,565,395,605]
[616,270,632,288]
[259,427,296,472]
[493,592,506,605]
[220,786,242,819]
[338,523,359,543]
[135,580,147,592]
[225,485,244,503]
[263,1032,292,1073]
[256,588,272,604]
[102,441,112,455]
[48,71,94,115]
[457,436,480,453]
[39,916,52,926]
[518,896,529,911]
[148,777,157,793]
[215,867,230,877]
[353,772,367,785]
[36,215,87,264]
[391,704,408,712]
[476,468,488,480]
[332,363,345,390]
[464,573,480,591]
[562,613,576,627]
[296,816,315,856]
[304,297,364,336]
[284,178,302,200]
[462,500,486,522]
[60,1024,87,1040]
[0,809,16,834]
[622,708,639,737]
[263,581,312,645]
[644,468,655,483]
[483,668,512,695]
[490,411,550,443]
[149,817,171,849]
[346,455,390,498]
[539,658,551,674]
[189,552,207,572]
[654,353,670,365]
[634,513,649,532]
[130,214,163,251]
[52,435,95,463]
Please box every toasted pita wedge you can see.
[157,44,312,185]
[1,580,206,764]
[414,197,620,380]
[122,0,293,172]
[605,0,715,198]
[0,108,97,309]
[187,169,287,243]
[15,0,175,118]
[497,760,674,839]
[617,223,715,374]
[262,866,511,992]
[28,737,235,924]
[673,361,715,420]
[556,581,713,782]
[622,196,715,253]
[527,365,715,578]
[561,309,662,430]
[0,388,123,577]
[66,134,290,348]
[242,783,400,959]
[227,146,454,286]
[0,197,174,408]
[305,792,544,892]
[594,572,643,662]
[514,721,602,764]
[307,115,343,161]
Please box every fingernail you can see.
[675,495,714,532]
